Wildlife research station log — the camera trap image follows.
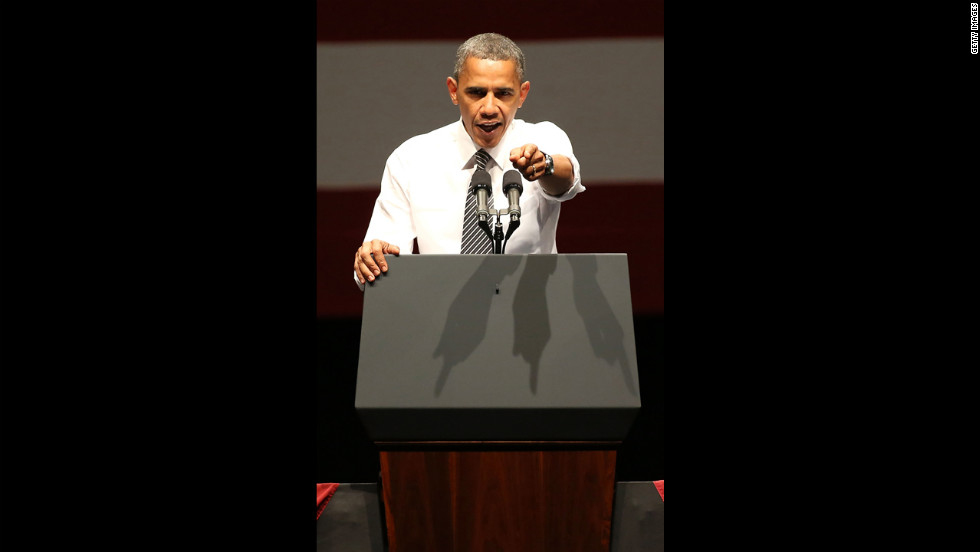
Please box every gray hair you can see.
[453,33,526,82]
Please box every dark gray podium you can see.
[355,254,641,551]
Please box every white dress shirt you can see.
[361,118,584,262]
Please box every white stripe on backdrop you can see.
[317,38,664,190]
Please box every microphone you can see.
[500,170,523,253]
[503,170,523,222]
[471,169,492,222]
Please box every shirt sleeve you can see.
[362,151,417,252]
[532,121,585,203]
[355,151,417,291]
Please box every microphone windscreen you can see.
[470,169,491,190]
[502,170,523,194]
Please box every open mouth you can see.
[476,122,501,135]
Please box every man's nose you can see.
[479,94,497,115]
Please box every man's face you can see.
[447,56,529,149]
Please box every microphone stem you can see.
[502,218,520,254]
[493,213,504,254]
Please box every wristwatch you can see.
[543,153,555,175]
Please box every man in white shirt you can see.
[353,33,585,287]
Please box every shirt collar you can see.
[452,118,523,171]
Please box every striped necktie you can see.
[461,150,494,254]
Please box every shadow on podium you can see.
[315,313,663,485]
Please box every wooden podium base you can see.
[378,442,618,552]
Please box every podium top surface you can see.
[355,254,640,410]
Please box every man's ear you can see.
[519,81,530,107]
[447,77,458,105]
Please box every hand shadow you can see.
[432,255,523,397]
[569,255,639,396]
[512,255,559,394]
